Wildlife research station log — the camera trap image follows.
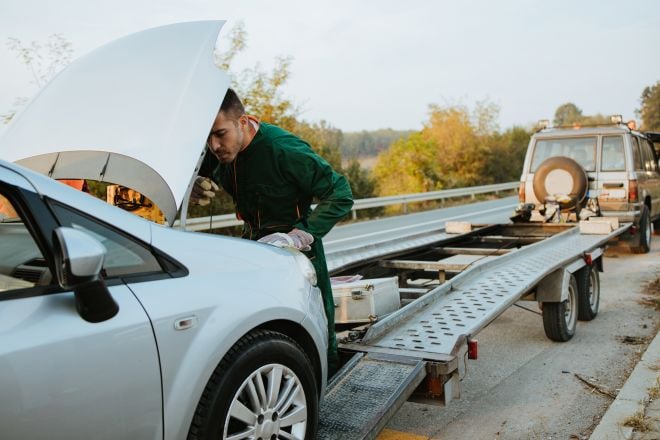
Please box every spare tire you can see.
[533,156,588,210]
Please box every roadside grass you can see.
[641,277,660,311]
[649,376,660,400]
[623,410,650,432]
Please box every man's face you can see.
[207,111,246,163]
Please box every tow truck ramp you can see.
[319,223,629,440]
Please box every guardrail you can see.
[175,181,518,232]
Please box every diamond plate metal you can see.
[318,355,425,440]
[362,225,627,355]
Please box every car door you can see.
[0,173,162,440]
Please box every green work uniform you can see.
[211,122,353,373]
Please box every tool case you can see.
[331,276,400,324]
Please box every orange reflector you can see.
[584,253,593,266]
[518,182,525,203]
[468,339,478,360]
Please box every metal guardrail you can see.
[175,181,518,232]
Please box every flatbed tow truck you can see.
[317,221,629,439]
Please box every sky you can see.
[1,0,659,133]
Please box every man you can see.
[194,88,353,374]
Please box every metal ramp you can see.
[360,225,628,354]
[318,353,426,440]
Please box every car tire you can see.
[188,329,319,440]
[576,264,600,321]
[533,157,588,210]
[542,275,578,342]
[632,205,651,254]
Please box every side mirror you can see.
[53,227,119,323]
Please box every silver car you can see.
[519,121,660,253]
[0,21,327,440]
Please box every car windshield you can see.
[531,136,597,172]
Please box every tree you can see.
[483,126,531,183]
[638,81,660,131]
[2,34,73,124]
[553,103,583,126]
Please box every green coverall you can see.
[210,122,354,373]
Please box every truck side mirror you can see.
[53,227,119,323]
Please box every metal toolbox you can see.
[331,277,400,324]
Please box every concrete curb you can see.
[590,330,660,439]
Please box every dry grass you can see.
[623,410,651,432]
[649,376,660,400]
[641,277,660,310]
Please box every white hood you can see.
[0,21,230,225]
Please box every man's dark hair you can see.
[220,88,245,120]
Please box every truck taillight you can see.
[628,180,639,203]
[468,339,478,360]
[518,182,525,203]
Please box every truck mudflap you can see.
[318,353,426,440]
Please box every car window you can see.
[640,139,657,172]
[49,201,163,278]
[531,137,597,172]
[0,192,51,292]
[601,136,626,171]
[631,137,643,171]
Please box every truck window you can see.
[531,137,597,172]
[640,139,658,172]
[631,137,643,171]
[601,136,626,171]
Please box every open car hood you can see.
[0,21,229,225]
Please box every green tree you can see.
[553,103,583,126]
[638,81,660,131]
[483,126,531,183]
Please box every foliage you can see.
[553,102,583,126]
[2,34,73,123]
[344,158,376,200]
[553,102,611,127]
[341,129,414,158]
[482,126,531,183]
[638,81,660,131]
[373,101,528,199]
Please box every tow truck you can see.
[318,220,629,439]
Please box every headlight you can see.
[287,249,317,286]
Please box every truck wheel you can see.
[576,264,600,321]
[632,205,651,254]
[542,275,578,342]
[188,330,319,440]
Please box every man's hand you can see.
[258,228,314,251]
[190,177,219,206]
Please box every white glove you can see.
[190,177,219,206]
[258,228,314,251]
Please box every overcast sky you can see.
[1,0,659,132]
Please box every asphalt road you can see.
[380,237,660,439]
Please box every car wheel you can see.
[533,157,588,210]
[188,330,319,440]
[542,275,578,342]
[632,205,651,254]
[576,264,600,321]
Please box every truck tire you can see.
[188,330,319,440]
[542,275,578,342]
[653,216,660,235]
[576,264,600,321]
[632,205,651,254]
[533,157,588,210]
